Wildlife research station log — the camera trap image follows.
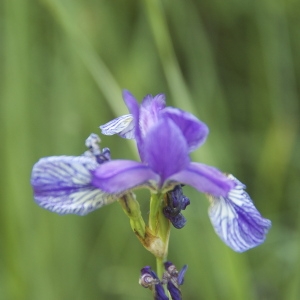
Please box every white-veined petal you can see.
[100,114,135,139]
[208,174,271,252]
[31,156,118,215]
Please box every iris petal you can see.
[100,114,134,139]
[139,94,166,138]
[92,160,160,194]
[31,156,117,215]
[144,118,190,184]
[169,162,235,197]
[208,174,272,252]
[141,93,166,110]
[122,90,145,160]
[122,90,140,133]
[162,107,209,152]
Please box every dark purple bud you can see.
[139,266,169,300]
[84,134,111,164]
[164,261,173,270]
[177,265,188,285]
[140,266,159,280]
[96,147,111,164]
[166,213,187,229]
[163,262,188,300]
[163,185,190,229]
[181,195,190,210]
[167,282,182,300]
[155,285,169,300]
[139,266,160,288]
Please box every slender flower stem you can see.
[156,257,170,297]
[156,257,165,279]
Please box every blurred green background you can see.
[1,0,299,299]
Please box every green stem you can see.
[156,257,164,279]
[157,256,170,297]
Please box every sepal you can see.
[31,156,118,215]
[208,174,272,252]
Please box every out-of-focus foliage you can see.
[1,0,299,299]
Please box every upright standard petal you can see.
[208,174,272,252]
[143,118,190,185]
[139,94,166,138]
[122,90,140,129]
[162,107,209,152]
[141,94,166,111]
[92,160,160,194]
[169,163,235,197]
[100,114,135,139]
[122,90,145,159]
[31,156,118,215]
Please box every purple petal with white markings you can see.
[31,156,118,215]
[169,162,235,197]
[92,160,160,194]
[162,107,209,152]
[208,174,272,252]
[100,114,135,139]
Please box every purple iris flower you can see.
[94,90,271,252]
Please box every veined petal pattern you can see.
[100,114,134,139]
[208,174,271,252]
[31,156,118,215]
